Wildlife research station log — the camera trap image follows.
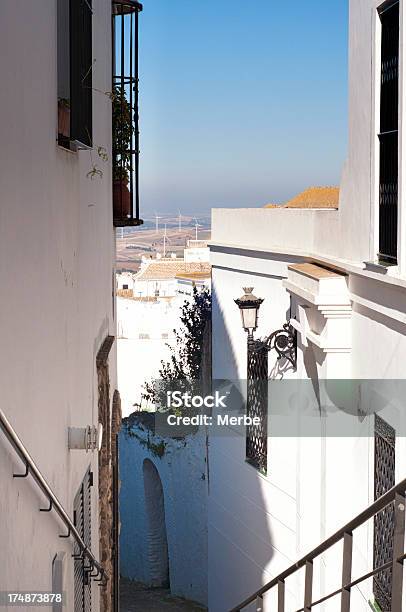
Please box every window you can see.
[378,1,399,263]
[246,342,268,474]
[122,284,129,290]
[374,415,396,611]
[57,0,93,149]
[73,468,93,612]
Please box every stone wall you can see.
[97,336,122,612]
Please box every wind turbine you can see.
[154,212,162,234]
[162,223,172,257]
[178,210,182,233]
[193,218,202,241]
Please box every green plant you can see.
[86,147,109,180]
[112,86,134,182]
[124,427,166,459]
[58,97,70,108]
[141,287,212,409]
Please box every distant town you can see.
[116,213,211,273]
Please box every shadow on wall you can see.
[209,279,275,612]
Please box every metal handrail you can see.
[230,477,406,611]
[0,407,108,584]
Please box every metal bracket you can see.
[72,546,87,561]
[97,574,108,587]
[59,526,71,539]
[40,499,53,512]
[13,462,29,478]
[254,323,297,369]
[90,567,101,579]
[84,559,94,573]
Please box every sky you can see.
[138,0,349,215]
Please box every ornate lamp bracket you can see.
[263,323,297,369]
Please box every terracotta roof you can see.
[176,271,211,280]
[264,187,339,209]
[135,259,211,281]
[288,263,343,279]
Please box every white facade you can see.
[117,297,181,416]
[117,272,135,292]
[184,240,211,263]
[119,422,208,606]
[0,1,116,609]
[209,1,406,610]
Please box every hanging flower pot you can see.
[58,98,70,140]
[113,171,131,219]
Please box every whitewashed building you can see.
[209,1,406,611]
[0,1,142,610]
[184,239,211,263]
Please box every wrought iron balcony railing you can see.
[230,476,406,612]
[112,0,143,228]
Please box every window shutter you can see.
[70,0,93,148]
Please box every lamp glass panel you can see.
[241,306,258,331]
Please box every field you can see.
[116,213,211,273]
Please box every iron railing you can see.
[230,477,406,612]
[112,0,143,227]
[0,407,108,586]
[246,340,268,474]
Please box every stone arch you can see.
[143,459,169,588]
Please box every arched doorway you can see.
[143,459,169,588]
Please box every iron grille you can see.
[74,468,93,612]
[57,0,93,149]
[112,0,143,227]
[374,414,396,611]
[378,1,399,264]
[246,341,268,474]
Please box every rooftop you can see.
[265,186,340,210]
[135,258,211,281]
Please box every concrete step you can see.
[120,579,207,612]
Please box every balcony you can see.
[112,0,143,228]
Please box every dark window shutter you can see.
[378,1,399,264]
[70,0,93,148]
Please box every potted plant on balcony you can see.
[112,86,134,219]
[58,97,70,141]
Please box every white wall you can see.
[120,422,208,606]
[0,1,115,608]
[209,251,302,611]
[117,296,193,416]
[132,278,178,298]
[209,245,406,611]
[184,246,210,263]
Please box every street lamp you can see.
[234,287,264,345]
[234,287,297,368]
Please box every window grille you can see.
[374,414,396,611]
[246,341,268,474]
[57,0,93,149]
[112,0,143,227]
[378,1,399,264]
[74,468,93,612]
